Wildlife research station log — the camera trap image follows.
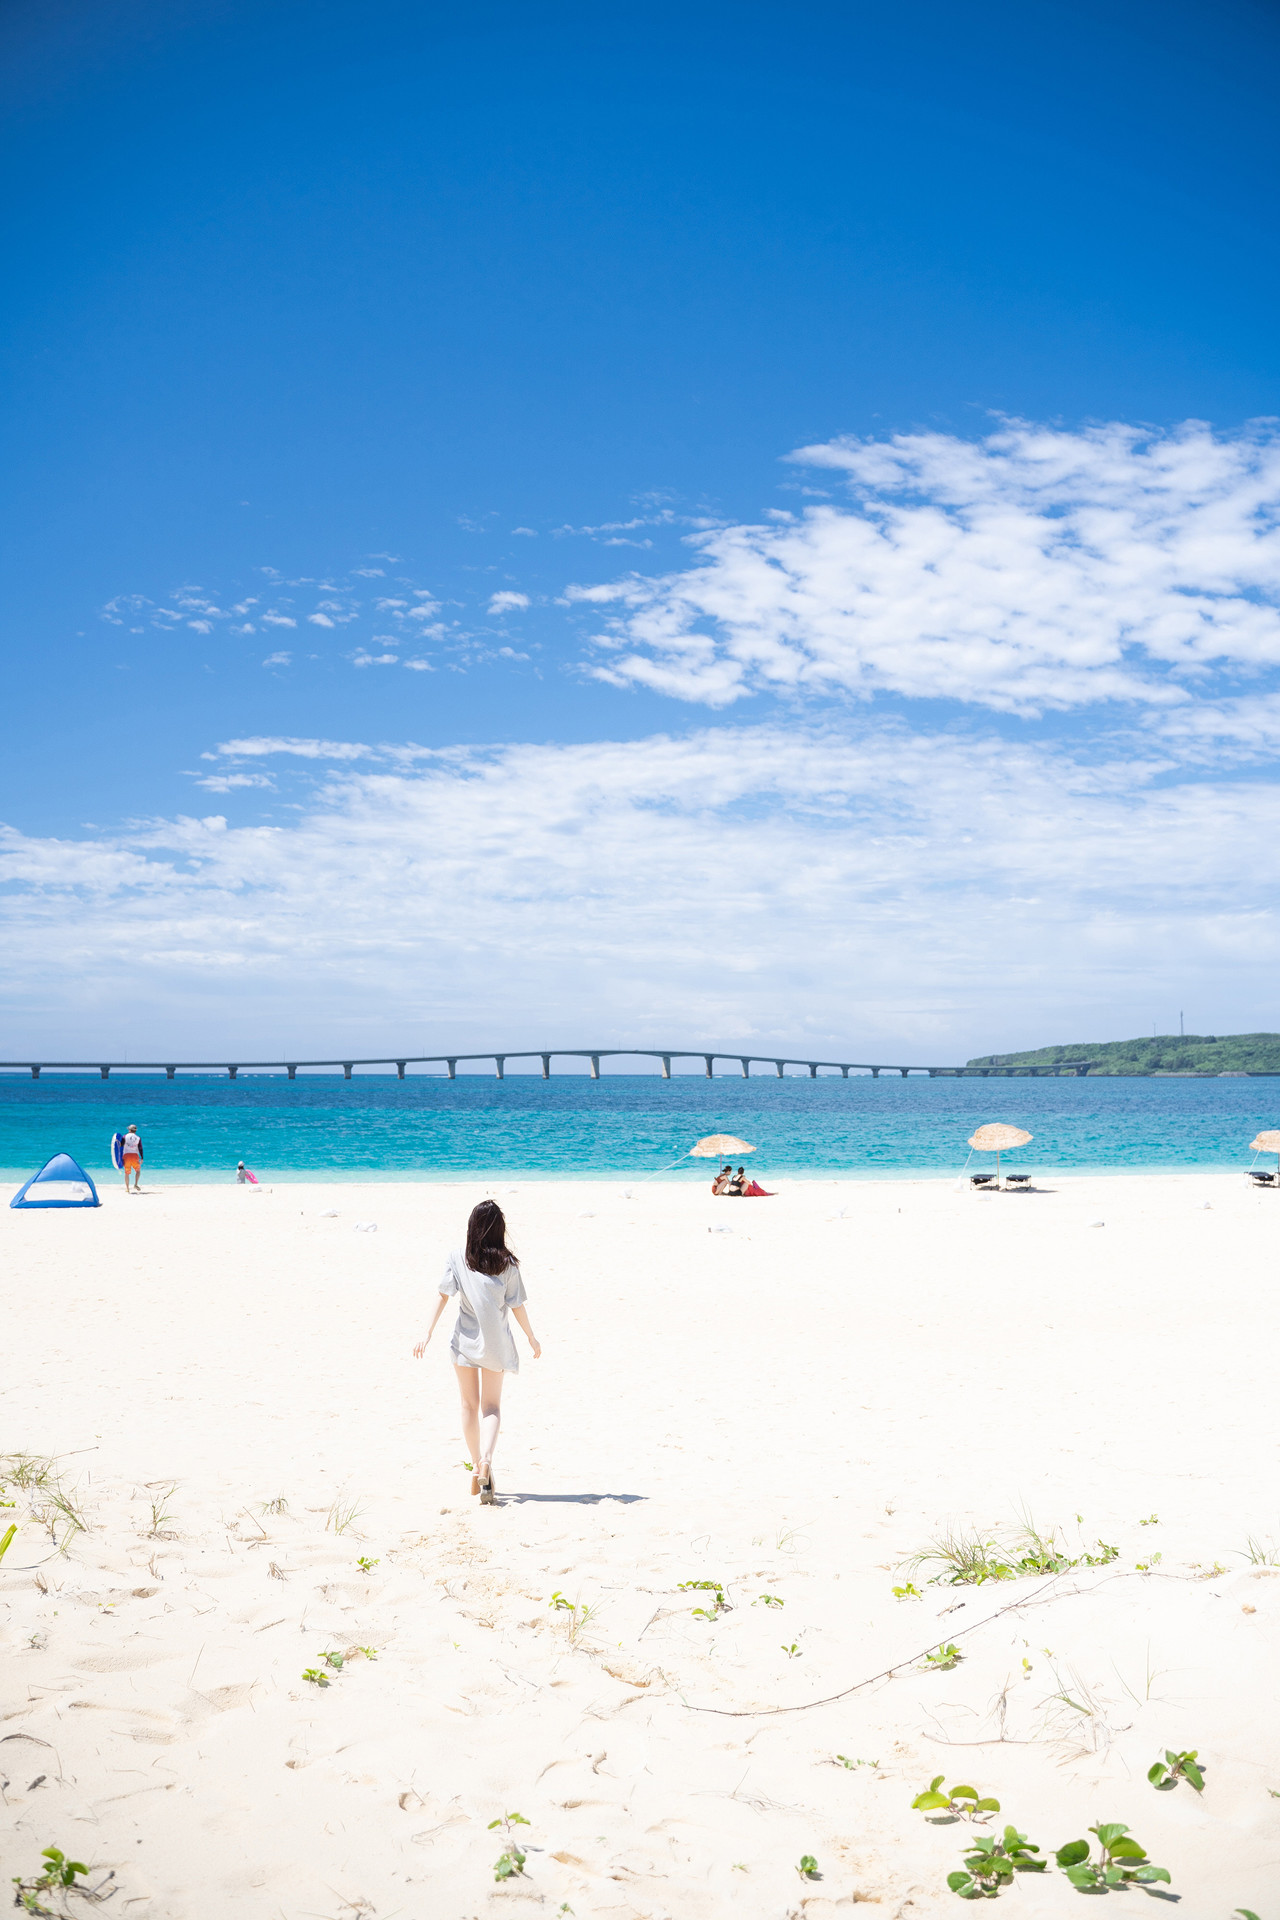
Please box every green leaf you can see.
[1092,1822,1128,1845]
[1064,1865,1096,1888]
[1055,1841,1089,1868]
[1148,1761,1168,1785]
[1234,1909,1262,1918]
[488,1819,501,1829]
[1131,1867,1171,1885]
[1109,1838,1147,1860]
[976,1797,1001,1813]
[952,1784,978,1800]
[946,1871,973,1893]
[1182,1758,1204,1790]
[913,1791,952,1810]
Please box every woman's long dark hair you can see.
[466,1199,516,1276]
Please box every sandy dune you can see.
[2,1171,1278,1916]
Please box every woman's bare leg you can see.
[455,1366,482,1475]
[478,1369,505,1470]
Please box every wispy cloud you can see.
[488,590,530,614]
[3,722,1278,1054]
[573,420,1280,715]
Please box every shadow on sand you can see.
[496,1491,646,1506]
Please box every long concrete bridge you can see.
[0,1049,1101,1081]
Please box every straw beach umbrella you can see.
[1250,1130,1280,1178]
[967,1122,1032,1183]
[690,1134,755,1158]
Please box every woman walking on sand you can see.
[413,1200,540,1504]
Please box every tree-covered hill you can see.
[966,1033,1280,1075]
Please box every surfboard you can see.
[110,1132,125,1171]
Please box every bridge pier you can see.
[100,1066,110,1079]
[165,1066,175,1081]
[809,1063,817,1078]
[287,1064,297,1080]
[740,1057,750,1078]
[704,1055,714,1078]
[495,1056,505,1080]
[541,1053,551,1079]
[775,1060,785,1077]
[589,1054,600,1079]
[396,1060,406,1080]
[342,1063,352,1080]
[446,1058,456,1079]
[30,1065,39,1079]
[871,1066,880,1077]
[228,1066,238,1080]
[841,1065,850,1078]
[661,1055,671,1079]
[900,1067,909,1077]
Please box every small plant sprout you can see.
[1148,1748,1204,1792]
[947,1826,1045,1898]
[1139,1513,1159,1526]
[678,1578,731,1618]
[782,1642,801,1659]
[549,1590,574,1610]
[262,1495,288,1515]
[904,1517,1119,1588]
[1241,1535,1280,1566]
[912,1775,1000,1822]
[11,1846,95,1914]
[1054,1824,1171,1890]
[489,1811,530,1880]
[357,1644,378,1660]
[302,1667,330,1687]
[145,1483,177,1538]
[1234,1910,1261,1919]
[321,1649,345,1670]
[1134,1551,1163,1573]
[325,1492,366,1536]
[837,1755,879,1769]
[892,1581,922,1600]
[921,1642,962,1671]
[796,1855,820,1880]
[753,1592,784,1607]
[356,1555,379,1574]
[0,1522,16,1563]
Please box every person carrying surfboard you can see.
[120,1124,143,1193]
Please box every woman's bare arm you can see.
[512,1304,541,1358]
[413,1292,450,1359]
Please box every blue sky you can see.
[2,0,1280,1061]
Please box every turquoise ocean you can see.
[1,1070,1277,1185]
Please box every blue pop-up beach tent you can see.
[10,1152,100,1209]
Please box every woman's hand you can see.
[528,1336,542,1359]
[412,1331,431,1359]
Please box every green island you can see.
[967,1033,1280,1075]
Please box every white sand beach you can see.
[2,1171,1277,1916]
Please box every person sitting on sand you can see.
[711,1162,733,1195]
[727,1165,746,1195]
[121,1124,143,1194]
[413,1199,541,1505]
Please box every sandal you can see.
[478,1462,496,1506]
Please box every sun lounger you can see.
[1247,1169,1278,1187]
[969,1173,998,1188]
[1004,1173,1031,1188]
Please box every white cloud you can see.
[216,737,373,761]
[308,612,336,628]
[262,651,292,668]
[352,650,399,668]
[488,591,530,615]
[190,772,277,793]
[4,722,1279,1055]
[261,612,297,628]
[575,420,1280,715]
